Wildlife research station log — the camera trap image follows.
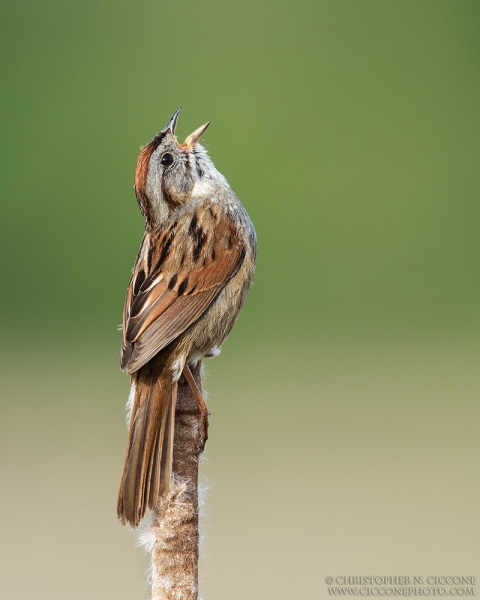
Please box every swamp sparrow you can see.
[117,108,256,527]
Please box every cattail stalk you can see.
[140,362,206,600]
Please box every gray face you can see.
[145,132,216,224]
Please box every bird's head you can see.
[134,108,219,228]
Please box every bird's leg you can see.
[182,365,208,413]
[182,364,209,451]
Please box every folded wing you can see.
[121,204,245,373]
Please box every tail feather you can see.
[159,381,178,495]
[117,363,176,527]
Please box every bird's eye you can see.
[161,153,174,166]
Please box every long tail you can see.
[117,361,177,527]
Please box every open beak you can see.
[164,107,182,135]
[182,121,211,149]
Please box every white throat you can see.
[190,179,215,199]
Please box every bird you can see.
[117,108,257,528]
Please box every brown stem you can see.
[148,362,206,600]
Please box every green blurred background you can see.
[1,1,479,598]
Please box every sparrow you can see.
[117,108,257,528]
